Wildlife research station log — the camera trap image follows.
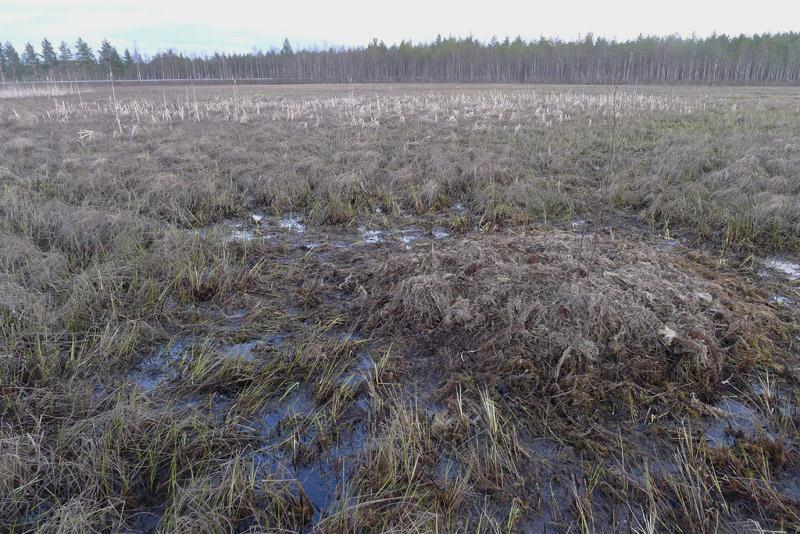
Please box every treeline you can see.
[2,33,800,85]
[0,38,142,82]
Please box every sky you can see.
[2,0,799,56]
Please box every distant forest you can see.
[2,33,800,85]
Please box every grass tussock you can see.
[348,232,791,412]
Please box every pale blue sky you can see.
[3,0,798,55]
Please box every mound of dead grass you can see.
[347,231,791,409]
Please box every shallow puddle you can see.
[218,213,455,255]
[655,236,683,251]
[340,353,376,387]
[230,228,256,241]
[399,235,416,245]
[774,471,800,501]
[703,397,760,448]
[129,334,286,391]
[751,379,799,419]
[432,227,449,239]
[220,340,262,361]
[250,385,368,525]
[360,228,383,244]
[259,386,316,435]
[764,257,800,280]
[296,424,366,522]
[397,228,422,247]
[769,294,793,306]
[279,214,306,233]
[128,337,190,391]
[128,505,165,534]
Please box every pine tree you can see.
[74,38,95,77]
[281,38,293,56]
[98,39,113,63]
[4,42,21,79]
[41,38,58,68]
[22,42,40,79]
[98,39,123,77]
[58,41,73,62]
[22,42,40,66]
[74,38,95,64]
[121,48,134,79]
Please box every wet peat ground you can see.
[114,208,800,532]
[2,85,800,532]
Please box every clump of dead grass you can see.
[347,231,791,411]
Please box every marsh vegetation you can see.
[1,84,799,532]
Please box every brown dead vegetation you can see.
[1,84,799,533]
[342,232,792,415]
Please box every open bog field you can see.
[1,83,799,533]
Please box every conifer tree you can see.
[58,41,73,62]
[22,42,40,79]
[41,38,58,68]
[22,42,40,66]
[98,39,123,77]
[0,32,799,84]
[4,42,21,79]
[122,48,134,78]
[74,38,96,77]
[74,38,95,64]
